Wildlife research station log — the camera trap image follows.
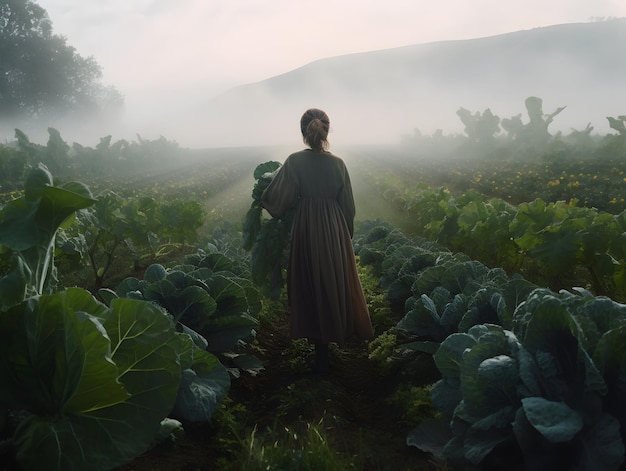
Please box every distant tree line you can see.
[0,128,181,198]
[0,0,122,120]
[403,96,626,161]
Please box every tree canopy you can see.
[0,0,122,119]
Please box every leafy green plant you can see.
[397,258,537,345]
[353,221,443,304]
[394,181,626,299]
[387,384,437,427]
[408,288,626,470]
[105,248,263,377]
[0,165,230,470]
[242,161,294,299]
[367,331,398,371]
[353,221,536,355]
[59,190,137,290]
[352,221,626,468]
[58,190,205,291]
[358,262,395,332]
[0,163,96,306]
[1,289,184,470]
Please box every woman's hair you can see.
[300,108,330,151]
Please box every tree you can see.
[0,0,123,119]
[607,115,626,136]
[518,96,566,145]
[456,107,501,143]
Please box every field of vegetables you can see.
[2,128,626,470]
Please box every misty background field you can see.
[2,17,625,149]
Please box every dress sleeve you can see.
[261,156,299,219]
[338,163,356,238]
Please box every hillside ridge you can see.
[192,19,626,147]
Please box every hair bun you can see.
[300,109,330,150]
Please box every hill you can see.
[188,19,626,147]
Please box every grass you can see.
[234,419,359,471]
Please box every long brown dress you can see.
[261,149,374,344]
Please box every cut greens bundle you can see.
[242,161,294,299]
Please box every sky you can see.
[30,0,626,146]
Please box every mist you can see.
[135,18,626,149]
[2,19,624,150]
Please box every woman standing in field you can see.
[261,108,374,373]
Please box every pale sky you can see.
[30,0,626,145]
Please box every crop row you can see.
[0,165,262,470]
[351,151,626,301]
[354,220,626,470]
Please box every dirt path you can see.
[201,171,254,226]
[228,313,440,471]
[343,148,419,235]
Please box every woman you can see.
[261,108,374,373]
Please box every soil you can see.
[118,308,442,471]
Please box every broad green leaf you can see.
[97,288,118,306]
[431,377,462,415]
[396,297,446,341]
[208,274,250,318]
[579,413,625,471]
[463,406,515,464]
[458,299,498,334]
[0,255,28,310]
[510,199,555,239]
[516,345,543,397]
[199,252,232,272]
[529,227,581,276]
[460,331,518,418]
[439,294,467,333]
[2,289,183,471]
[434,333,476,378]
[476,355,518,390]
[520,295,580,355]
[441,260,489,295]
[406,417,453,457]
[521,397,583,443]
[593,325,626,426]
[23,163,53,200]
[0,180,96,251]
[242,205,262,251]
[0,289,123,414]
[144,263,167,282]
[386,275,413,304]
[414,265,446,297]
[204,312,259,352]
[180,324,209,350]
[171,334,230,422]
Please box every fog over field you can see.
[175,19,626,148]
[3,15,625,149]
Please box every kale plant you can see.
[408,288,626,470]
[242,161,294,299]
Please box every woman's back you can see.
[288,150,346,199]
[260,107,373,373]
